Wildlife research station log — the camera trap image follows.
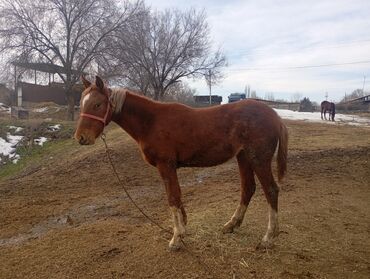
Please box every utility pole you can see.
[362,75,366,94]
[325,92,328,100]
[208,69,212,105]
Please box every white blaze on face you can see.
[82,93,91,109]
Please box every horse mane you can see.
[109,87,179,114]
[109,88,128,114]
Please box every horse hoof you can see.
[256,240,274,250]
[169,235,183,251]
[222,224,234,234]
[234,219,242,228]
[168,242,181,251]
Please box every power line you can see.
[227,38,370,58]
[227,59,370,72]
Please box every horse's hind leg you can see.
[157,163,186,250]
[223,150,256,233]
[254,161,280,248]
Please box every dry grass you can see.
[0,120,369,279]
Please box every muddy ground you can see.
[0,120,369,279]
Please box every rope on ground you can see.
[101,133,171,234]
[100,133,216,278]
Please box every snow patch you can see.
[33,107,48,113]
[48,124,61,131]
[275,109,370,127]
[8,126,24,133]
[0,133,23,164]
[0,137,15,157]
[12,154,20,164]
[34,137,48,146]
[7,133,24,146]
[0,103,10,113]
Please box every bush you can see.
[299,97,314,112]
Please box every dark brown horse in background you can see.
[74,76,288,250]
[321,101,336,121]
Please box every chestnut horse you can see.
[321,101,336,121]
[74,76,288,250]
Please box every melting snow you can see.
[33,107,48,113]
[7,133,24,146]
[0,137,15,157]
[8,126,24,133]
[0,133,23,164]
[48,124,61,131]
[275,109,370,127]
[34,137,48,146]
[0,103,10,113]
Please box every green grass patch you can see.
[0,117,76,180]
[0,138,76,179]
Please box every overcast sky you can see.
[145,0,370,103]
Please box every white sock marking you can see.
[169,206,186,248]
[263,206,278,242]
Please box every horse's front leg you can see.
[157,162,187,250]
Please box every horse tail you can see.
[277,121,288,182]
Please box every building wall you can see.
[194,95,223,107]
[0,84,12,105]
[251,99,300,111]
[336,101,370,112]
[18,82,82,106]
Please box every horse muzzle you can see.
[75,133,95,145]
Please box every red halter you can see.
[80,93,111,126]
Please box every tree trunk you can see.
[66,91,75,121]
[153,89,160,100]
[153,86,165,100]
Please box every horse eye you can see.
[94,103,101,109]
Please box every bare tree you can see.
[244,85,251,98]
[250,90,257,99]
[111,8,226,100]
[340,88,366,102]
[264,92,275,101]
[0,0,142,120]
[291,92,302,103]
[163,82,196,105]
[204,67,224,104]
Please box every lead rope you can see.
[100,133,215,278]
[101,133,171,234]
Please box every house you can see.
[194,95,223,106]
[12,62,83,106]
[228,93,246,103]
[0,84,12,105]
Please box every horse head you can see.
[74,76,112,145]
[330,102,336,121]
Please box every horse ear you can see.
[81,75,91,89]
[95,76,105,91]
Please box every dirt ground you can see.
[0,119,369,279]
